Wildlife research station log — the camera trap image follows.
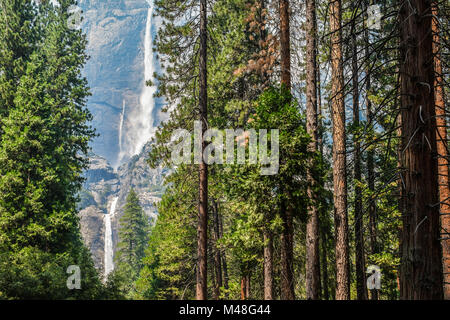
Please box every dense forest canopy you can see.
[0,0,449,301]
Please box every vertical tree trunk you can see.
[259,0,273,300]
[240,271,250,300]
[364,5,378,299]
[399,0,443,300]
[280,204,295,299]
[279,0,294,300]
[329,0,350,300]
[196,0,208,300]
[259,0,268,87]
[263,228,274,300]
[246,274,251,299]
[218,212,229,296]
[212,201,222,299]
[397,85,404,298]
[305,0,321,300]
[317,62,329,301]
[366,89,377,259]
[279,0,291,89]
[210,249,217,300]
[240,276,247,300]
[352,19,367,301]
[432,2,450,299]
[321,231,330,300]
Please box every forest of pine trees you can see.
[144,0,450,300]
[0,0,104,299]
[0,0,449,301]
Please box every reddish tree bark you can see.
[305,0,321,300]
[196,0,208,300]
[432,2,450,299]
[240,276,246,300]
[329,0,350,300]
[279,0,291,89]
[399,0,443,300]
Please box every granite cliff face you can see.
[77,0,166,273]
[80,0,163,168]
[78,143,166,272]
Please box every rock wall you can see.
[78,142,166,273]
[77,0,166,274]
[81,0,163,168]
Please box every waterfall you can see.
[104,197,119,279]
[133,0,156,156]
[115,0,157,166]
[117,99,126,167]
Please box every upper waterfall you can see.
[82,0,161,168]
[128,0,157,157]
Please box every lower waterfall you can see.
[104,197,119,279]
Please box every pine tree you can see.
[116,189,149,275]
[136,169,198,300]
[0,0,37,121]
[0,0,102,299]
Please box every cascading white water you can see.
[133,0,156,156]
[117,99,126,167]
[104,197,119,279]
[115,0,157,166]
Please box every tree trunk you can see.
[240,272,250,300]
[364,5,378,300]
[279,0,291,89]
[240,276,246,300]
[263,228,274,300]
[196,0,208,300]
[305,0,321,300]
[321,231,329,300]
[259,0,268,87]
[352,19,367,301]
[432,2,450,299]
[210,248,217,300]
[317,62,329,301]
[399,0,443,300]
[279,0,294,300]
[329,0,350,300]
[246,274,251,299]
[212,201,222,299]
[280,203,295,299]
[218,212,229,295]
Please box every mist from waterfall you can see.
[104,197,119,279]
[118,0,157,166]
